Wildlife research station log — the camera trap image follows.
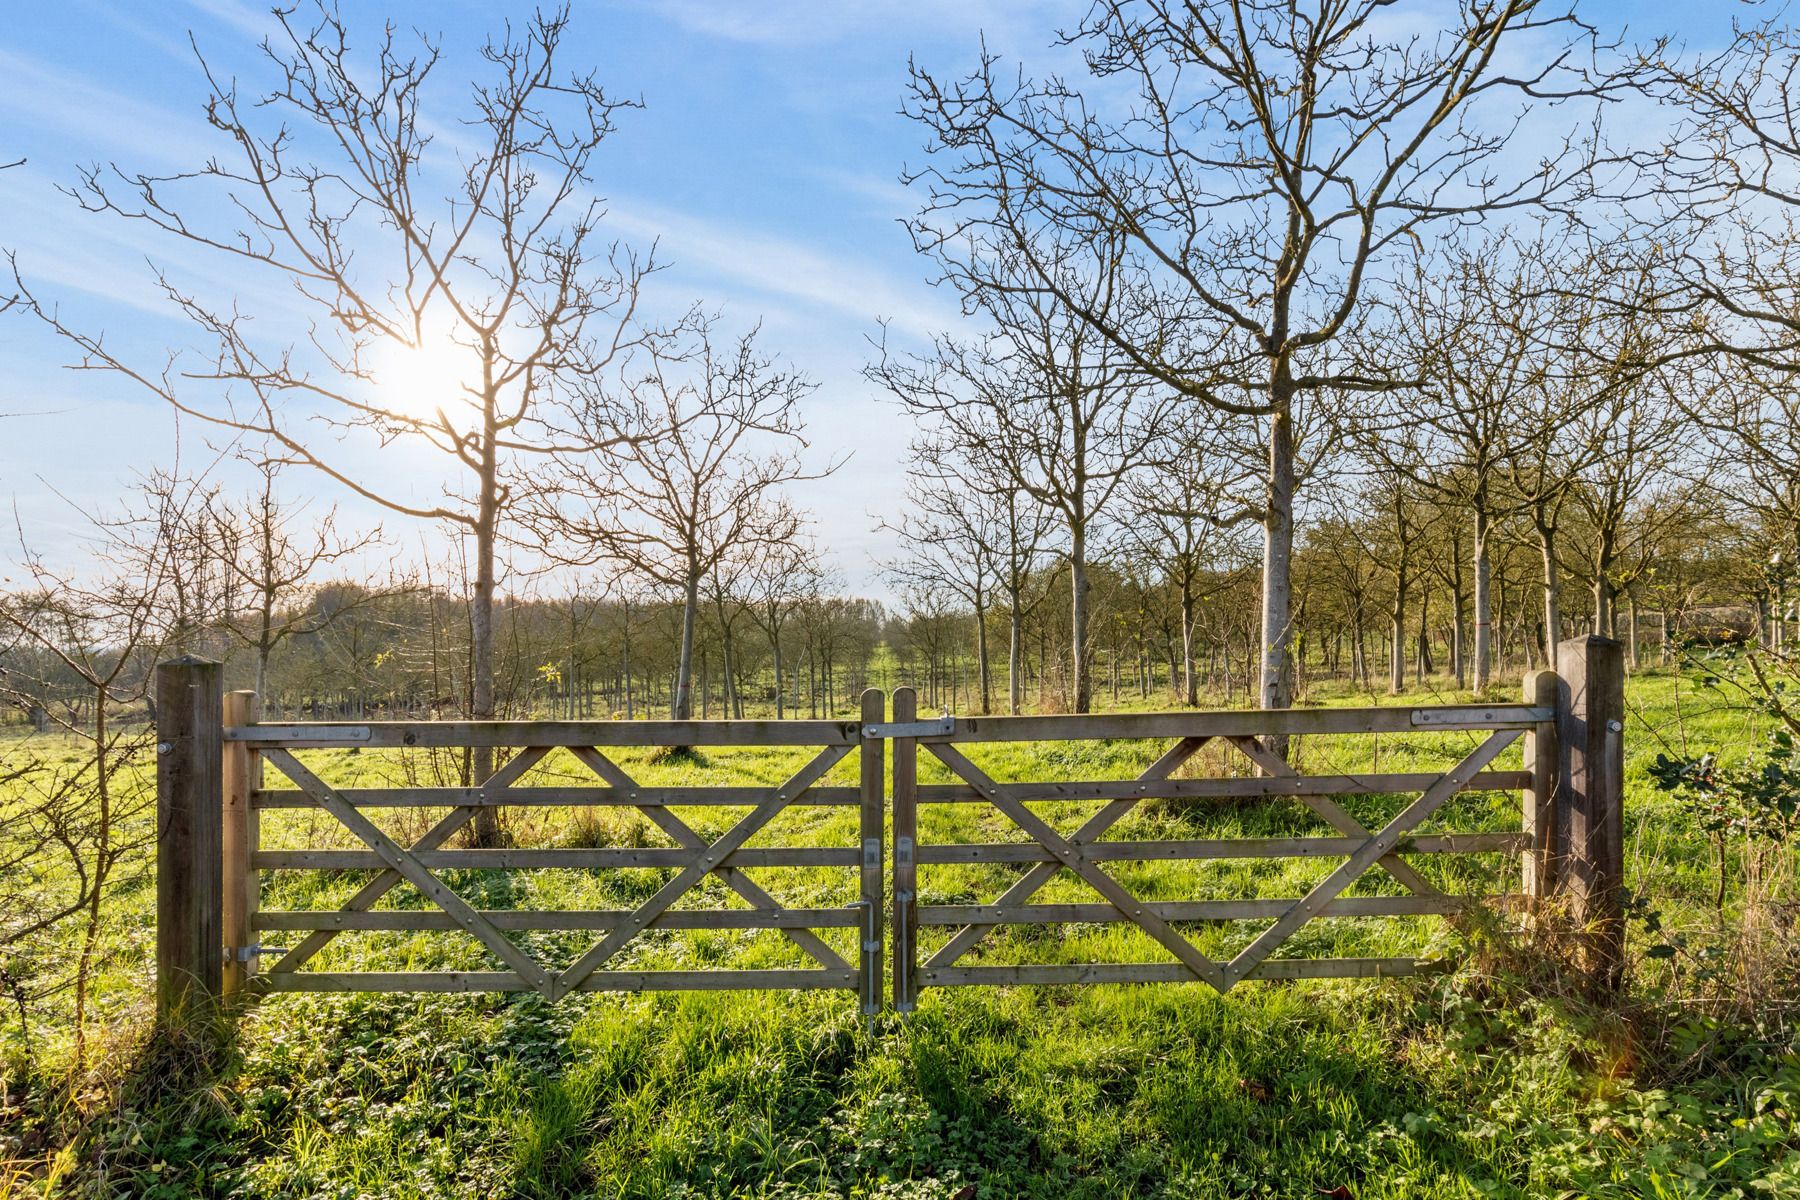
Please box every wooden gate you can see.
[885,678,1577,1008]
[182,685,885,1011]
[152,639,1622,1027]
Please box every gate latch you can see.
[862,716,954,739]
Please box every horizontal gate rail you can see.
[225,720,861,748]
[251,785,864,808]
[877,705,1552,743]
[911,834,1527,864]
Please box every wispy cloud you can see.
[633,0,1075,48]
[0,50,217,169]
[605,195,958,344]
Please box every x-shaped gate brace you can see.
[903,726,1523,999]
[258,741,858,1001]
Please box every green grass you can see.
[5,664,1800,1197]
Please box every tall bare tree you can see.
[872,234,1172,712]
[534,318,822,719]
[903,0,1614,722]
[210,458,386,698]
[10,4,653,840]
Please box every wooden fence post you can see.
[222,690,261,999]
[891,687,918,1012]
[1553,635,1626,992]
[156,656,224,1032]
[1521,667,1560,899]
[858,689,885,1018]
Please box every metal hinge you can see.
[228,944,287,962]
[862,716,954,739]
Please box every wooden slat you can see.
[928,742,1227,990]
[254,846,862,870]
[264,749,557,996]
[1224,729,1523,985]
[253,785,862,809]
[230,720,858,748]
[912,771,1531,804]
[891,687,919,1011]
[568,746,851,973]
[921,958,1449,986]
[255,968,857,993]
[551,743,855,999]
[927,706,1551,743]
[914,895,1509,924]
[263,746,550,975]
[858,690,885,1014]
[254,907,861,931]
[913,832,1528,864]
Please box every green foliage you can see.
[5,667,1800,1196]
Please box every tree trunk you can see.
[1008,591,1024,715]
[1389,567,1408,696]
[1472,505,1493,694]
[1449,583,1466,690]
[770,623,785,720]
[1416,589,1432,682]
[1536,519,1562,664]
[1071,528,1092,713]
[673,571,699,720]
[1261,398,1296,717]
[974,604,992,714]
[1181,580,1198,706]
[1626,591,1639,671]
[469,410,501,846]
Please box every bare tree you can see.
[872,233,1173,712]
[882,457,1002,713]
[0,476,196,1067]
[1117,414,1254,705]
[743,540,827,720]
[534,318,822,719]
[903,0,1614,722]
[9,4,653,840]
[209,458,386,699]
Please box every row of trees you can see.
[12,2,1800,728]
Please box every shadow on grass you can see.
[498,983,1523,1200]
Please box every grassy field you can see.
[4,664,1799,1198]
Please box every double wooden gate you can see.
[152,638,1625,1024]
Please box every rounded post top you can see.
[159,654,223,669]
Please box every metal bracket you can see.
[228,944,287,962]
[862,717,954,739]
[862,837,882,870]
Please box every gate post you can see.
[222,690,261,999]
[1521,667,1560,899]
[1553,636,1626,993]
[156,656,224,1033]
[890,687,918,1012]
[858,689,885,1017]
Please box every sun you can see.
[372,331,482,422]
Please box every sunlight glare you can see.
[374,332,482,423]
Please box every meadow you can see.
[3,664,1798,1199]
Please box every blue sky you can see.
[0,0,1735,597]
